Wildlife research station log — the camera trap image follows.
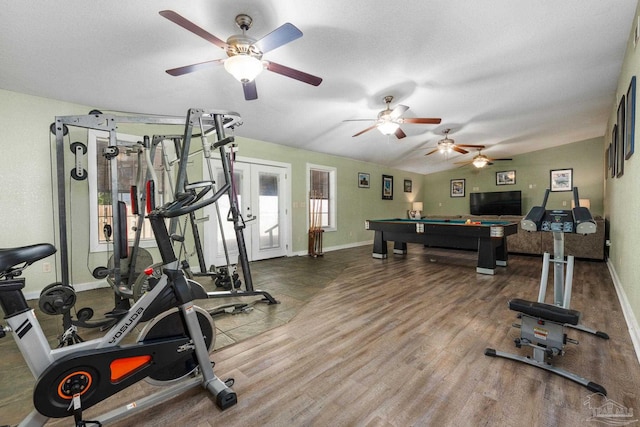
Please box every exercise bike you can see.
[0,182,237,426]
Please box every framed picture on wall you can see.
[358,172,370,188]
[496,170,516,185]
[606,144,611,179]
[612,125,618,178]
[404,179,412,192]
[550,168,573,192]
[617,94,625,177]
[450,179,465,197]
[382,175,393,200]
[626,75,635,160]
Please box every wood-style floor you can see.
[2,244,639,426]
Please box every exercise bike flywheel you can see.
[137,306,215,385]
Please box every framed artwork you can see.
[496,170,516,185]
[550,168,573,192]
[612,125,618,178]
[606,144,611,179]
[358,172,370,188]
[382,175,393,200]
[450,179,465,197]
[626,76,635,160]
[404,179,412,193]
[617,94,625,177]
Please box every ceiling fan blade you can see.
[265,61,322,86]
[452,146,469,155]
[456,144,485,148]
[389,105,409,120]
[243,80,258,100]
[402,117,442,124]
[424,149,439,156]
[255,23,303,54]
[454,161,473,165]
[491,158,513,161]
[166,59,224,76]
[394,128,407,139]
[159,10,228,50]
[352,124,378,137]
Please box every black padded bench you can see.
[509,298,581,325]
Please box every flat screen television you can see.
[470,190,522,215]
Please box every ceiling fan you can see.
[345,96,441,139]
[424,129,484,156]
[455,148,513,168]
[159,10,322,100]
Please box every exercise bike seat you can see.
[508,298,581,325]
[0,243,56,274]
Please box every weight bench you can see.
[485,298,607,395]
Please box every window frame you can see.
[87,130,164,253]
[306,163,337,232]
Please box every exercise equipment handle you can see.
[152,182,231,219]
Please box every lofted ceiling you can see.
[1,0,636,174]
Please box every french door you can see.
[203,160,289,268]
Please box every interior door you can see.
[203,161,288,268]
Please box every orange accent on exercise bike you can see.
[56,371,93,400]
[110,355,153,383]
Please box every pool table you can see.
[365,218,518,274]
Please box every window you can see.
[307,164,336,231]
[88,130,168,252]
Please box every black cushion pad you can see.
[509,298,581,325]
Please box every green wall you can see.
[604,1,640,354]
[420,137,605,217]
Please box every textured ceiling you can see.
[1,0,636,173]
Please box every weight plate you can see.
[39,283,77,316]
[92,266,110,279]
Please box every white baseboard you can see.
[291,240,373,257]
[25,280,109,301]
[607,259,640,366]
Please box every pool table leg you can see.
[477,238,498,275]
[393,241,407,255]
[495,237,509,267]
[372,231,388,259]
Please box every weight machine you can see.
[50,108,277,343]
[485,187,608,394]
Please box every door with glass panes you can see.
[203,161,288,268]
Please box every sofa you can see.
[422,214,605,261]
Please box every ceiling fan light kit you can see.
[224,55,264,82]
[378,120,400,135]
[472,155,489,168]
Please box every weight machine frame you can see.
[52,108,277,332]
